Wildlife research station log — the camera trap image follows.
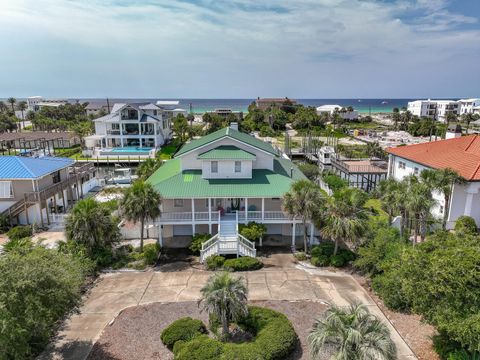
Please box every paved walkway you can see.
[40,260,416,360]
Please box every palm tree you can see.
[308,303,396,360]
[319,188,368,255]
[405,177,435,244]
[283,180,325,253]
[444,112,457,137]
[16,101,27,130]
[120,180,162,252]
[198,272,248,339]
[461,113,477,135]
[0,101,7,113]
[392,107,400,130]
[65,198,121,255]
[401,110,412,130]
[7,97,16,113]
[136,158,162,179]
[421,168,463,230]
[377,178,408,236]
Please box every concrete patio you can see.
[40,259,416,360]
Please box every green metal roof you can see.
[198,145,256,160]
[175,127,279,157]
[148,157,306,198]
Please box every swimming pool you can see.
[109,147,152,153]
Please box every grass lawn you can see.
[157,144,178,160]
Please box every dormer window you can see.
[211,161,218,173]
[235,161,241,173]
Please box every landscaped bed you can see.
[87,300,329,360]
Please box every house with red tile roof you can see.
[386,135,480,229]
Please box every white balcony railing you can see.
[238,211,288,221]
[159,211,220,223]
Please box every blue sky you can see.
[0,0,479,98]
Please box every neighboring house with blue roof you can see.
[0,156,97,227]
[84,102,186,158]
[147,124,314,262]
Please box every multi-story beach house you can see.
[387,134,480,229]
[407,100,438,119]
[147,124,312,262]
[84,102,179,158]
[0,156,96,227]
[407,98,480,122]
[316,105,359,120]
[458,98,480,115]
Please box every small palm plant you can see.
[198,272,248,340]
[308,302,396,360]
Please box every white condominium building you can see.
[408,98,479,122]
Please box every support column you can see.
[208,198,212,234]
[159,225,163,247]
[310,222,314,244]
[291,222,296,248]
[261,198,265,221]
[245,198,248,222]
[191,198,196,235]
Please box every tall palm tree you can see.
[319,188,368,255]
[65,198,121,255]
[16,101,27,130]
[421,168,463,230]
[199,272,248,339]
[405,177,435,244]
[462,113,477,135]
[120,180,162,252]
[401,110,412,130]
[7,97,16,113]
[308,303,396,360]
[0,101,7,113]
[392,107,400,130]
[283,180,325,253]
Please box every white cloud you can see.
[0,0,478,97]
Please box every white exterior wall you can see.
[180,137,274,171]
[202,160,252,179]
[388,154,480,229]
[407,100,436,118]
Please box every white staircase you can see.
[200,212,257,263]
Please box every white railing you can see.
[159,211,220,223]
[50,213,68,225]
[238,211,288,222]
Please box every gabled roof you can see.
[386,135,480,181]
[175,127,278,157]
[140,114,161,122]
[147,157,306,198]
[198,145,256,160]
[0,156,74,179]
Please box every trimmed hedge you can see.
[165,306,298,360]
[223,257,263,271]
[206,255,225,270]
[160,317,207,349]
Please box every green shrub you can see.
[338,248,355,263]
[206,255,225,270]
[160,317,207,349]
[189,233,211,255]
[173,340,186,356]
[174,335,223,360]
[372,271,410,311]
[293,252,307,261]
[143,243,161,265]
[3,237,33,254]
[221,343,263,359]
[454,216,477,235]
[0,214,11,233]
[7,225,32,241]
[311,242,335,258]
[223,257,263,271]
[311,255,329,267]
[239,222,267,243]
[330,254,346,267]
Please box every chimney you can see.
[230,122,238,131]
[445,124,462,139]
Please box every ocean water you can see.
[74,98,414,114]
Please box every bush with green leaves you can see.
[310,242,354,268]
[321,172,348,193]
[6,225,32,241]
[223,257,263,271]
[206,255,225,270]
[0,214,11,233]
[311,255,329,267]
[454,216,477,236]
[3,237,33,254]
[167,306,298,360]
[189,233,212,255]
[293,252,307,261]
[143,243,161,265]
[160,317,207,349]
[239,222,267,243]
[0,247,94,359]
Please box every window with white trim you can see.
[174,199,184,207]
[211,161,218,173]
[398,161,406,170]
[0,181,13,198]
[234,161,241,173]
[414,167,419,175]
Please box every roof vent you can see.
[290,167,294,178]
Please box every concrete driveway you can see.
[40,260,416,360]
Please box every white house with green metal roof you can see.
[147,125,313,262]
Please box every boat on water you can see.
[381,100,388,104]
[107,167,138,184]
